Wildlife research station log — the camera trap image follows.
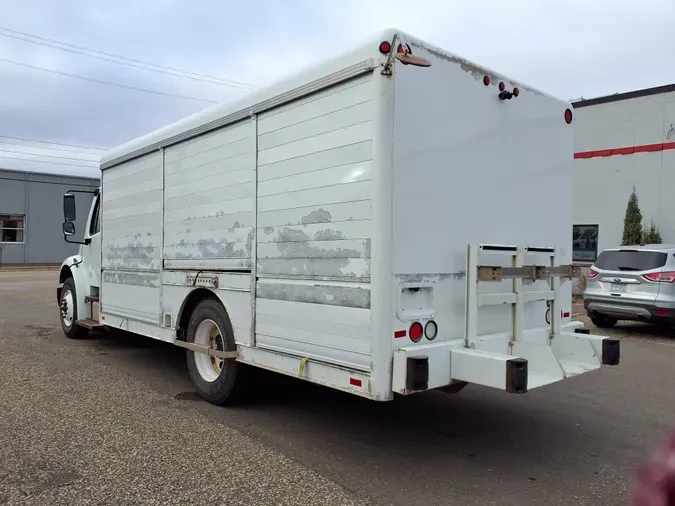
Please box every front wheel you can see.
[185,297,249,405]
[59,277,89,339]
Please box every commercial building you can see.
[0,168,99,265]
[572,83,675,264]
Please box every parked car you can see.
[583,245,675,328]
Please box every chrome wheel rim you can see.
[193,319,224,383]
[60,289,74,328]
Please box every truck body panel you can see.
[390,39,574,350]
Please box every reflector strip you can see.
[563,312,570,318]
[394,330,406,338]
[349,378,362,387]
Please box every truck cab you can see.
[57,188,102,338]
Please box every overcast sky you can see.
[0,0,673,178]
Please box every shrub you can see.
[621,187,643,246]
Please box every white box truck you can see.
[56,29,619,405]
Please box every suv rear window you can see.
[594,250,667,271]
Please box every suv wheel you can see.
[591,314,618,328]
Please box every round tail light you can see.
[409,322,423,342]
[425,321,438,340]
[513,87,520,97]
[498,81,505,92]
[564,108,573,124]
[483,75,491,86]
[379,41,391,54]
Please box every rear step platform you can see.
[76,319,104,330]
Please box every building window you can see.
[0,215,25,243]
[573,224,598,262]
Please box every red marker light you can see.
[409,322,423,342]
[483,75,490,86]
[565,108,573,124]
[513,87,520,97]
[379,41,391,54]
[499,81,505,91]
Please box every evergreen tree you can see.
[621,187,643,246]
[643,219,663,244]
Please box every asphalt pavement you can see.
[1,269,674,505]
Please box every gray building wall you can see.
[0,169,100,264]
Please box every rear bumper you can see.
[392,324,619,395]
[585,298,675,322]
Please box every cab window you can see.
[89,196,101,236]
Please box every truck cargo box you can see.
[57,28,619,405]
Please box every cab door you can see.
[82,193,101,291]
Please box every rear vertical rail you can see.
[465,244,479,347]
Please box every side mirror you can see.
[62,221,76,236]
[63,193,76,222]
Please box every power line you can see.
[0,138,105,154]
[0,147,98,163]
[0,135,107,151]
[0,58,219,104]
[0,155,98,168]
[0,30,254,89]
[0,26,256,89]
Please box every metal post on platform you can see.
[465,244,479,347]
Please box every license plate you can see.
[610,283,627,293]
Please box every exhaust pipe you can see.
[637,315,648,323]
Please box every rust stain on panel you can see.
[411,41,542,95]
[102,271,160,288]
[257,282,371,309]
[301,208,332,224]
[257,258,370,279]
[166,239,249,260]
[395,271,466,284]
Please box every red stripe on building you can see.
[611,146,634,155]
[575,142,675,159]
[634,143,662,153]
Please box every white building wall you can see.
[573,87,675,263]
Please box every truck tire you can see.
[59,277,89,339]
[185,297,248,405]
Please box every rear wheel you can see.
[591,314,618,328]
[185,297,248,405]
[59,277,89,339]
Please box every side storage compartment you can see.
[162,120,256,271]
[101,152,163,323]
[254,72,375,371]
[160,119,257,346]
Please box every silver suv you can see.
[583,245,675,328]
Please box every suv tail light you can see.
[643,271,675,283]
[586,268,599,279]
